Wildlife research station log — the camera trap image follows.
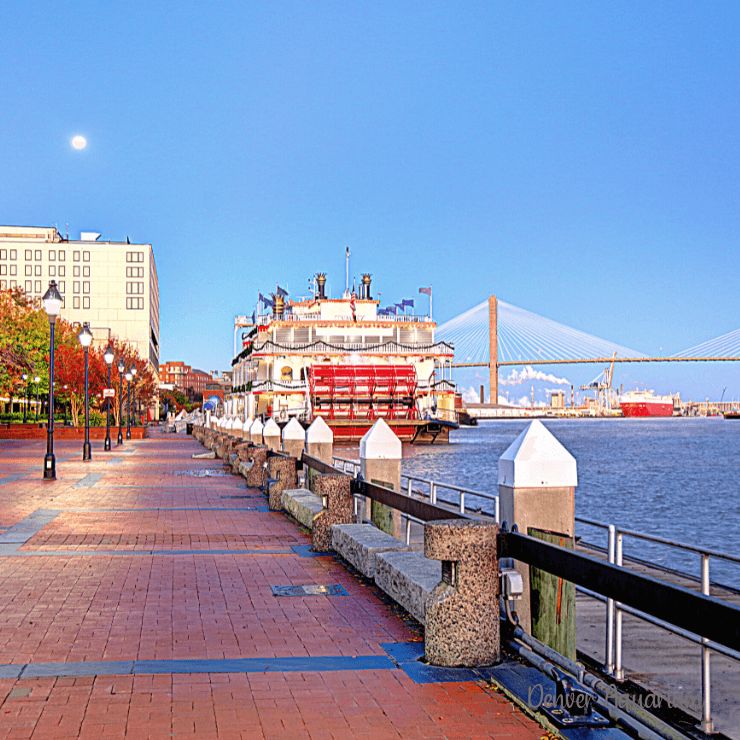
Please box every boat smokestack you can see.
[361,273,372,300]
[274,294,285,319]
[316,273,327,300]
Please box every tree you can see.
[53,345,107,427]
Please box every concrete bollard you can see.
[267,455,298,510]
[424,519,500,667]
[282,418,306,459]
[232,417,244,439]
[242,417,253,441]
[312,474,353,552]
[250,418,264,445]
[498,420,577,656]
[263,418,281,451]
[360,419,402,539]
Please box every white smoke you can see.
[461,386,480,403]
[500,366,570,387]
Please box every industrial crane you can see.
[579,352,618,412]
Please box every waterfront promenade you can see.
[0,431,543,740]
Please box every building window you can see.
[126,251,144,263]
[25,280,32,292]
[83,297,90,309]
[58,265,65,277]
[73,297,80,309]
[74,266,80,277]
[9,280,15,288]
[25,265,32,277]
[0,266,5,276]
[73,251,80,262]
[58,281,65,293]
[34,250,41,261]
[0,280,5,290]
[0,249,5,259]
[9,250,16,260]
[58,250,65,261]
[83,281,90,294]
[73,281,80,294]
[83,266,90,277]
[34,265,41,276]
[49,250,56,261]
[10,265,16,276]
[83,251,90,262]
[34,280,41,293]
[126,297,144,310]
[25,250,32,260]
[49,266,56,277]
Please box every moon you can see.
[72,136,87,150]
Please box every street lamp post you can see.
[22,373,28,423]
[78,323,93,461]
[42,281,62,480]
[103,345,114,451]
[63,385,68,426]
[131,365,138,430]
[125,368,132,440]
[117,360,125,444]
[34,377,40,422]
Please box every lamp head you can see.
[34,376,40,384]
[131,365,137,377]
[104,344,115,365]
[22,373,28,381]
[42,281,63,320]
[78,322,93,348]
[117,360,125,374]
[125,371,132,382]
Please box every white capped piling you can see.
[306,416,333,464]
[498,419,577,642]
[360,419,402,539]
[282,417,306,459]
[250,418,264,445]
[263,418,281,451]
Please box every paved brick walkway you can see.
[0,432,545,740]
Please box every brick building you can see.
[160,361,212,400]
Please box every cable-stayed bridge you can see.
[436,296,740,402]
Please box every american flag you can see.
[350,291,357,321]
[419,286,432,296]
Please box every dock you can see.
[0,432,544,740]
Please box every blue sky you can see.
[2,2,739,401]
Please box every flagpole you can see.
[430,286,433,320]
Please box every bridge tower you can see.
[489,295,498,403]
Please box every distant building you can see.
[550,391,566,408]
[0,226,160,379]
[160,361,213,400]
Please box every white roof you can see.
[263,418,281,436]
[359,418,402,460]
[283,417,306,441]
[497,420,577,488]
[306,416,333,444]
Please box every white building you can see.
[0,226,160,379]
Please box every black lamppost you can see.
[34,376,40,422]
[103,344,114,451]
[117,360,125,444]
[42,281,62,480]
[78,322,93,461]
[125,367,132,440]
[131,365,137,429]
[22,373,28,423]
[63,385,68,426]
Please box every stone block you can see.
[282,489,323,529]
[267,456,297,510]
[374,550,441,625]
[312,474,352,552]
[424,519,499,668]
[245,446,269,488]
[331,524,411,578]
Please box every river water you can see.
[344,418,740,587]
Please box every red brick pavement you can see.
[0,431,546,739]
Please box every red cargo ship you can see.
[619,390,674,417]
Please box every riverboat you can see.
[230,273,459,443]
[618,390,674,417]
